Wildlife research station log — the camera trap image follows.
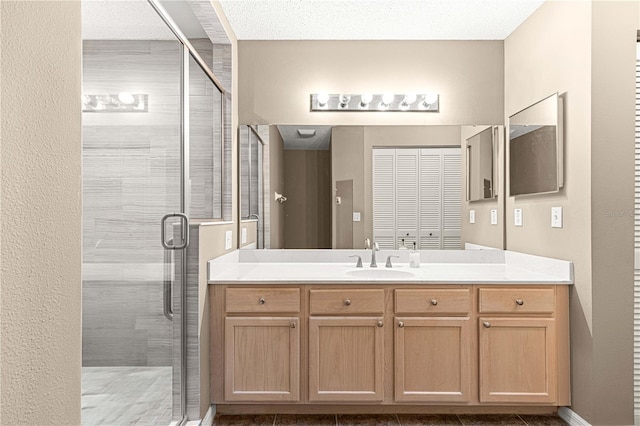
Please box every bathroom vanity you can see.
[208,249,572,415]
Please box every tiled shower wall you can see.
[82,39,229,366]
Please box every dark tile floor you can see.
[213,413,568,426]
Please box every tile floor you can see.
[213,413,568,426]
[82,366,172,426]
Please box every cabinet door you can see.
[225,317,300,402]
[394,317,471,403]
[309,317,384,402]
[479,317,557,404]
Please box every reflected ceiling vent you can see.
[297,129,317,138]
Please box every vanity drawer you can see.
[309,289,384,315]
[478,288,555,314]
[395,289,471,314]
[226,288,300,313]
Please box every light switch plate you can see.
[551,207,563,228]
[469,210,476,224]
[490,209,498,225]
[353,212,361,222]
[241,227,247,244]
[514,208,523,227]
[225,230,233,250]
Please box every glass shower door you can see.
[81,1,186,423]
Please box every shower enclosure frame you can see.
[147,1,229,423]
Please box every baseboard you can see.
[558,407,591,426]
[200,405,215,426]
[184,405,215,426]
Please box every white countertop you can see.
[208,249,573,285]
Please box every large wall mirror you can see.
[508,93,564,197]
[238,124,504,250]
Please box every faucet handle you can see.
[385,255,399,268]
[349,255,363,268]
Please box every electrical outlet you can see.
[490,209,498,225]
[353,212,361,222]
[469,210,476,224]
[241,227,247,244]
[551,207,563,228]
[514,208,523,227]
[225,230,232,250]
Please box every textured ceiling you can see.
[218,0,545,40]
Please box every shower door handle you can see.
[163,239,174,321]
[161,213,189,249]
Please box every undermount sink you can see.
[346,268,415,279]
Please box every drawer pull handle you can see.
[398,321,404,328]
[515,299,524,306]
[259,297,266,305]
[290,322,296,328]
[377,320,384,327]
[344,299,352,306]
[430,299,438,306]
[483,321,491,328]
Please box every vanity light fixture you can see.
[82,93,149,112]
[310,93,439,112]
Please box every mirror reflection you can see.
[508,93,563,197]
[466,126,497,201]
[239,124,503,250]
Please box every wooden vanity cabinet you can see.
[308,289,385,402]
[211,283,570,411]
[394,288,472,403]
[477,287,567,405]
[223,288,301,402]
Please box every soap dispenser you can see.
[409,242,420,268]
[398,238,408,250]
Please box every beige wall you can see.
[239,40,504,126]
[461,126,505,249]
[590,2,636,424]
[1,1,82,424]
[505,1,637,424]
[268,126,285,248]
[332,127,366,248]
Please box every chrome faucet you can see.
[370,242,380,268]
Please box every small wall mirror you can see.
[508,93,563,197]
[466,126,497,201]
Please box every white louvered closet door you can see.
[372,149,396,249]
[442,148,462,249]
[419,150,442,249]
[395,150,420,249]
[373,147,461,250]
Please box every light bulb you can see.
[118,91,136,105]
[403,94,417,105]
[382,93,395,105]
[338,94,351,108]
[360,93,373,104]
[423,93,438,105]
[317,93,329,107]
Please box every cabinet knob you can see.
[290,322,296,328]
[259,297,266,305]
[515,299,524,306]
[398,321,404,328]
[483,321,491,328]
[377,320,384,327]
[430,299,438,306]
[344,299,352,306]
